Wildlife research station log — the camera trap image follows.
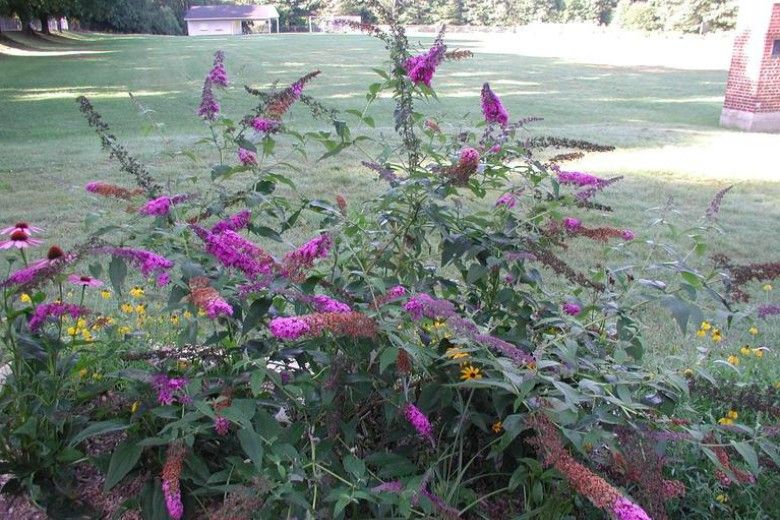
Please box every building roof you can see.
[184,5,279,21]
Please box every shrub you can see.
[0,8,778,520]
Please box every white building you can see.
[184,5,280,36]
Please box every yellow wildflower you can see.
[19,293,32,304]
[78,368,89,378]
[727,410,738,420]
[716,494,728,503]
[81,330,93,342]
[177,360,189,371]
[135,304,146,315]
[683,368,694,378]
[91,372,102,380]
[764,284,773,292]
[696,329,706,337]
[76,318,87,329]
[183,310,193,319]
[754,348,765,358]
[749,326,759,336]
[100,289,112,300]
[67,326,79,336]
[700,321,712,331]
[131,401,140,414]
[445,348,470,360]
[460,365,482,381]
[775,381,780,390]
[711,329,722,343]
[718,417,734,425]
[491,420,503,434]
[727,355,740,366]
[740,345,752,356]
[170,314,180,326]
[197,309,206,317]
[121,303,134,314]
[129,286,145,298]
[118,325,131,335]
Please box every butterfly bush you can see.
[3,13,779,519]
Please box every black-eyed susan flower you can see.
[118,325,131,335]
[491,420,503,433]
[183,310,193,319]
[715,494,728,503]
[19,293,31,304]
[740,345,752,356]
[100,289,112,300]
[130,286,145,298]
[460,365,482,380]
[711,329,722,343]
[700,321,712,332]
[135,304,146,315]
[121,303,134,314]
[727,355,740,366]
[445,347,469,360]
[696,328,706,337]
[749,326,759,336]
[727,410,738,420]
[754,348,765,358]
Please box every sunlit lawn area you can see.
[1,30,779,359]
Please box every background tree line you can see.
[0,0,739,36]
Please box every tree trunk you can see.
[39,14,51,34]
[57,18,63,32]
[21,16,34,35]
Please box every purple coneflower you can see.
[0,229,43,249]
[68,274,103,288]
[1,222,42,237]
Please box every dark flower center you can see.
[10,230,27,241]
[15,222,29,229]
[80,276,91,282]
[47,246,65,260]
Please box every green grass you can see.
[1,30,778,359]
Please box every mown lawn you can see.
[1,30,779,360]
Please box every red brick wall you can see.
[724,2,780,113]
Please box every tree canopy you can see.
[0,0,739,35]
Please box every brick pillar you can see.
[720,0,780,132]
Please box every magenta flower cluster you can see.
[238,148,257,166]
[162,480,183,520]
[251,117,279,133]
[563,302,582,316]
[138,194,189,217]
[311,295,351,313]
[197,79,220,121]
[557,170,604,186]
[99,247,173,285]
[207,50,228,87]
[621,229,636,241]
[403,293,456,321]
[268,316,311,340]
[214,416,230,436]
[404,43,446,87]
[211,210,251,234]
[563,217,582,232]
[282,234,333,277]
[403,403,434,444]
[193,227,275,278]
[481,83,509,126]
[459,147,480,168]
[152,375,189,406]
[495,192,517,208]
[205,298,233,319]
[28,302,89,331]
[612,498,652,520]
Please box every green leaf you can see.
[243,298,271,334]
[730,441,759,476]
[379,346,397,374]
[70,420,130,447]
[104,441,143,491]
[237,428,265,471]
[343,454,366,478]
[680,270,702,288]
[108,256,127,296]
